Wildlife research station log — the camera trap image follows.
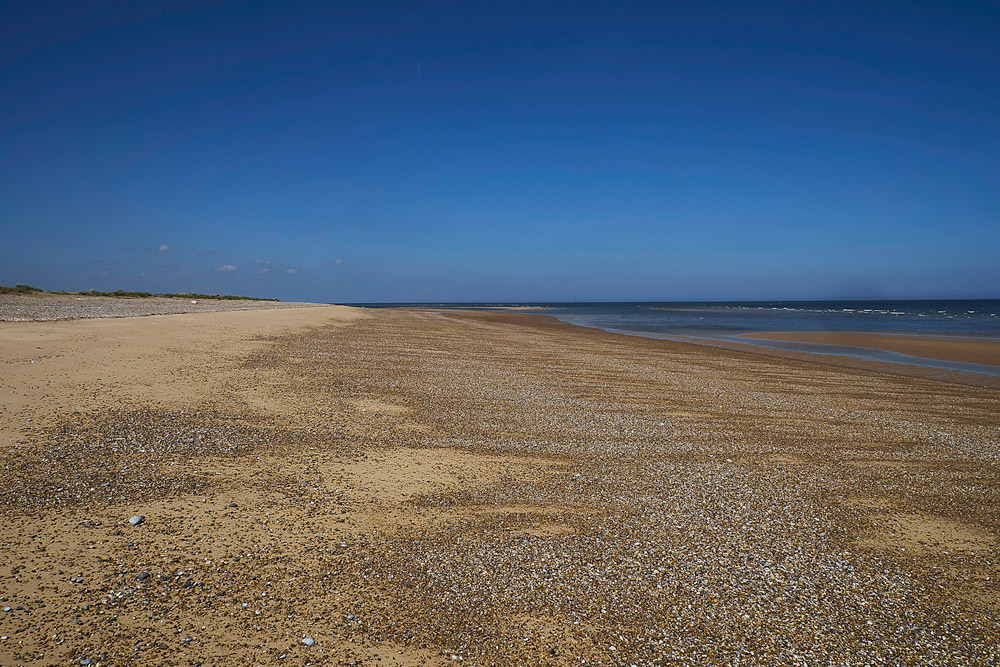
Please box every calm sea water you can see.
[349,300,1000,377]
[351,300,1000,336]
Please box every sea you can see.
[346,300,1000,378]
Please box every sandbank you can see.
[741,330,1000,367]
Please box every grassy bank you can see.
[0,284,278,301]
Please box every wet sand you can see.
[742,331,1000,367]
[1,304,998,666]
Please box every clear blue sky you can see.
[2,1,998,302]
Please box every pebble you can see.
[128,515,144,526]
[302,637,315,646]
[1,306,997,666]
[0,293,308,322]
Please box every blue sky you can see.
[2,1,998,302]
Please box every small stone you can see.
[129,515,145,527]
[302,637,315,646]
[135,571,151,582]
[80,659,93,666]
[2,607,11,612]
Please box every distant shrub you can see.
[1,284,279,301]
[0,284,44,294]
[160,292,280,301]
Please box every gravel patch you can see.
[0,293,319,321]
[1,308,997,665]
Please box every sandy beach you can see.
[1,299,998,666]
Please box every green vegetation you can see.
[0,284,44,294]
[159,292,279,302]
[79,289,153,298]
[0,285,278,301]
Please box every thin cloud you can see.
[216,265,238,273]
[157,244,172,252]
[324,259,344,267]
[256,259,298,276]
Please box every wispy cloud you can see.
[216,264,238,273]
[157,244,172,252]
[256,260,299,276]
[324,259,344,268]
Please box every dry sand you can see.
[1,303,998,666]
[742,331,1000,367]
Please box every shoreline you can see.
[2,306,998,665]
[536,315,1000,388]
[740,330,1000,367]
